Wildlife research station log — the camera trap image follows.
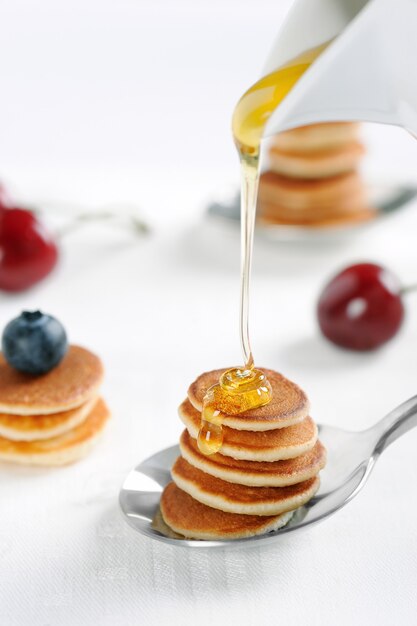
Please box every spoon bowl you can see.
[119,395,417,548]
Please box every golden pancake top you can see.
[0,398,110,455]
[187,368,309,430]
[179,429,326,486]
[0,345,104,415]
[160,482,293,540]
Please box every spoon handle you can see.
[372,395,417,455]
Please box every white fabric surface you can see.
[1,1,417,625]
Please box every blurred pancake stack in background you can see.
[0,346,110,466]
[258,122,376,228]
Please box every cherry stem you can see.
[400,284,417,296]
[27,201,150,239]
[56,210,150,238]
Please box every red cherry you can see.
[0,207,59,292]
[317,263,405,351]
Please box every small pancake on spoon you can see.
[171,457,320,516]
[179,429,326,486]
[159,482,294,540]
[187,368,309,431]
[179,399,317,461]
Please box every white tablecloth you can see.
[1,1,417,625]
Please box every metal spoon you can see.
[119,395,417,549]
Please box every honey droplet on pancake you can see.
[220,367,272,410]
[197,367,272,455]
[197,420,223,455]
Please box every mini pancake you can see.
[172,457,320,516]
[271,122,360,153]
[258,170,366,212]
[259,192,372,221]
[0,345,104,415]
[179,399,317,461]
[259,194,369,222]
[179,429,326,487]
[268,141,365,179]
[0,398,110,466]
[187,368,309,431]
[259,207,376,229]
[0,396,98,441]
[152,506,185,540]
[160,482,294,540]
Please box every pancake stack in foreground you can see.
[258,122,376,228]
[0,345,110,466]
[157,368,326,541]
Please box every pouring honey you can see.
[197,41,329,456]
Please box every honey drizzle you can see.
[239,155,258,371]
[197,41,329,456]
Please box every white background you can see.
[1,1,417,625]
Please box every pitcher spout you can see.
[262,0,417,137]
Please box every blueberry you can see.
[2,311,68,375]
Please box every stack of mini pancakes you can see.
[0,345,110,466]
[157,368,326,541]
[258,122,376,228]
